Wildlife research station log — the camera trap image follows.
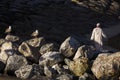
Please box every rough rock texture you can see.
[72,0,120,15]
[18,41,42,63]
[15,65,33,79]
[56,74,73,80]
[5,35,19,42]
[0,39,5,46]
[39,43,59,55]
[26,37,45,48]
[59,36,80,57]
[73,45,97,60]
[65,57,88,76]
[39,51,64,66]
[18,42,33,57]
[91,51,120,79]
[15,64,44,79]
[0,41,13,63]
[5,54,28,74]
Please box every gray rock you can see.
[39,51,64,66]
[0,41,14,64]
[18,41,41,63]
[39,43,59,55]
[5,54,28,74]
[15,64,44,79]
[78,73,96,80]
[56,74,73,80]
[15,65,33,79]
[44,65,53,78]
[91,51,120,79]
[0,51,9,64]
[0,39,5,46]
[73,45,96,60]
[59,36,80,57]
[1,41,12,52]
[18,42,33,57]
[5,35,19,42]
[26,37,45,48]
[52,64,71,75]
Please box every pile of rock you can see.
[0,32,119,80]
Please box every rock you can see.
[44,65,53,78]
[0,39,5,46]
[78,73,96,80]
[5,54,28,74]
[5,35,19,42]
[73,45,97,60]
[59,36,80,57]
[56,74,73,80]
[39,51,64,66]
[0,51,9,64]
[0,41,14,64]
[1,41,12,51]
[15,65,33,79]
[26,37,45,47]
[15,64,44,79]
[18,42,33,57]
[39,43,59,55]
[65,57,88,76]
[52,64,71,75]
[91,51,120,79]
[32,64,44,76]
[18,42,41,63]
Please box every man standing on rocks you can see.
[90,23,107,52]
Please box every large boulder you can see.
[59,36,80,57]
[0,51,9,64]
[65,57,88,76]
[18,41,41,63]
[56,74,73,80]
[73,45,97,60]
[15,65,32,79]
[1,41,12,51]
[5,35,19,42]
[5,54,28,74]
[26,37,45,48]
[91,51,120,79]
[39,43,59,55]
[39,51,64,66]
[18,42,33,57]
[0,39,5,46]
[0,41,14,64]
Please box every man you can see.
[90,23,107,51]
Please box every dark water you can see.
[0,75,21,80]
[108,34,120,50]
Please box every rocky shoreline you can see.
[0,0,120,80]
[0,33,119,80]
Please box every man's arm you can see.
[102,30,107,38]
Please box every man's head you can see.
[96,23,100,27]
